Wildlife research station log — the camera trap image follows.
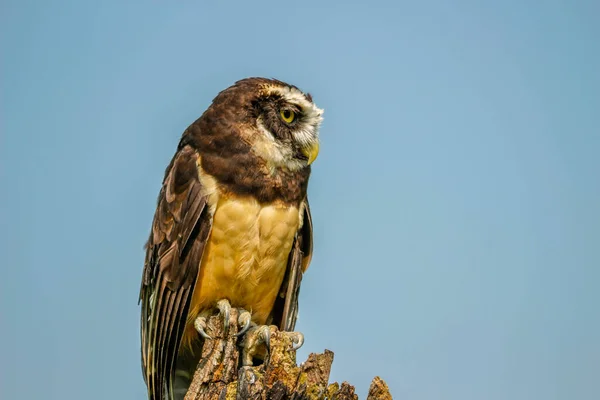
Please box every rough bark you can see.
[184,309,392,400]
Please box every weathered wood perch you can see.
[183,309,391,400]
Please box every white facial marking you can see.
[255,117,305,171]
[268,86,324,147]
[253,84,324,170]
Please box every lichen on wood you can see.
[183,309,392,399]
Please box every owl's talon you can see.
[216,299,231,335]
[260,326,271,350]
[236,310,252,337]
[289,332,304,351]
[194,316,212,340]
[241,325,271,366]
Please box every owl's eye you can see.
[280,109,296,123]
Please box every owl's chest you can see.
[191,195,300,322]
[207,196,300,278]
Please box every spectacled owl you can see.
[139,77,323,399]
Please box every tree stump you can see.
[184,309,392,400]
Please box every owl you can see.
[139,77,323,399]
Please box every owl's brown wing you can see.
[274,199,313,332]
[139,145,212,400]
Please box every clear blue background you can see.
[2,1,598,399]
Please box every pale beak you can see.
[301,142,320,165]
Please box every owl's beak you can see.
[302,142,320,165]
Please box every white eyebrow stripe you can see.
[266,86,324,124]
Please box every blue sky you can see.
[1,1,598,399]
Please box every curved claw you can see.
[236,310,252,337]
[194,316,212,340]
[217,299,231,335]
[290,332,304,351]
[258,325,271,350]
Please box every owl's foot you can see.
[194,299,252,340]
[239,325,305,366]
[240,325,271,366]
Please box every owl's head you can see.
[209,77,324,171]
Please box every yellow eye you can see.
[280,109,296,123]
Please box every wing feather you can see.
[140,145,212,400]
[273,199,314,332]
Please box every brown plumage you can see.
[139,78,323,400]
